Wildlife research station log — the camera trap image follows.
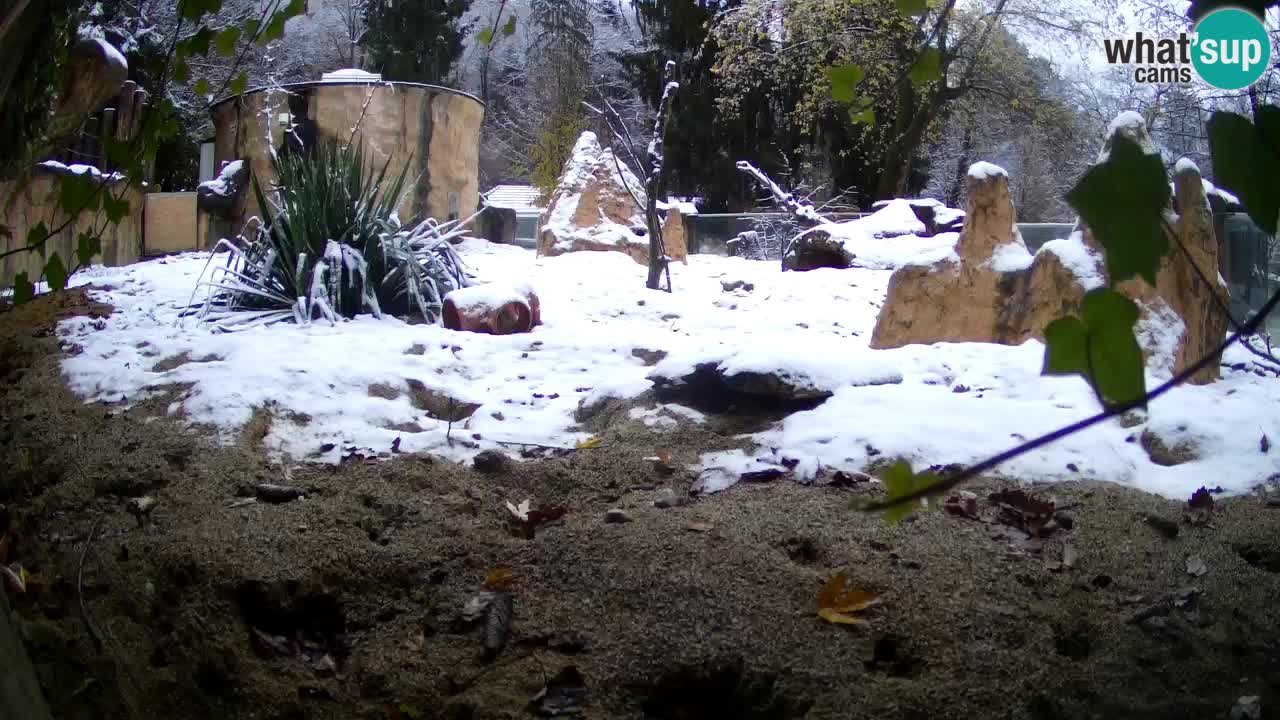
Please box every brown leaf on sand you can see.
[816,572,881,626]
[988,489,1056,537]
[484,568,516,591]
[506,499,568,539]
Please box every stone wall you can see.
[143,192,200,255]
[0,170,143,287]
[210,82,484,229]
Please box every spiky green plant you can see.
[189,140,471,329]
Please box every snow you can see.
[198,160,244,197]
[1036,232,1106,290]
[1108,110,1147,136]
[855,199,927,238]
[38,161,125,183]
[967,161,1008,181]
[987,242,1034,272]
[57,234,1280,501]
[1175,157,1200,174]
[1203,179,1241,206]
[444,283,526,313]
[1134,298,1185,380]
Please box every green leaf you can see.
[174,57,190,84]
[1042,288,1146,408]
[848,107,875,125]
[12,272,34,305]
[1207,110,1280,235]
[26,222,48,249]
[58,174,100,216]
[185,26,215,56]
[1065,134,1170,285]
[477,27,494,45]
[284,0,306,18]
[909,47,942,87]
[826,63,865,104]
[103,193,131,224]
[76,232,102,267]
[897,0,929,15]
[44,253,68,292]
[244,17,261,38]
[868,460,943,524]
[502,14,517,36]
[260,12,288,42]
[230,71,249,96]
[215,25,242,56]
[194,77,210,96]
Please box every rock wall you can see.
[872,114,1229,384]
[0,168,143,287]
[210,82,483,229]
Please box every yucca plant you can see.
[187,140,472,330]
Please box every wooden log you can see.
[130,89,148,142]
[115,80,137,142]
[100,107,116,169]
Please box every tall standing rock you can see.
[872,111,1230,384]
[871,162,1039,348]
[538,131,651,264]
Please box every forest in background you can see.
[77,0,1280,220]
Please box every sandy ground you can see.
[2,288,1280,720]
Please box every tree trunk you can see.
[946,116,974,208]
[874,84,940,200]
[0,591,53,720]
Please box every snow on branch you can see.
[734,161,826,226]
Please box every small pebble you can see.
[604,509,633,524]
[654,488,679,509]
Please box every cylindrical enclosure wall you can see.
[209,81,483,230]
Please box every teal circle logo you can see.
[1192,8,1271,90]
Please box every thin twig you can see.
[77,515,105,653]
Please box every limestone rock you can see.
[872,112,1230,384]
[54,39,129,141]
[661,206,689,264]
[1140,428,1200,466]
[538,131,650,264]
[872,162,1044,348]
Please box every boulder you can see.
[784,199,955,271]
[872,112,1230,384]
[871,198,965,236]
[474,204,518,245]
[197,160,249,218]
[538,131,650,264]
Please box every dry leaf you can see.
[484,568,515,591]
[506,499,532,522]
[655,449,671,465]
[575,436,602,450]
[685,522,714,533]
[816,572,881,626]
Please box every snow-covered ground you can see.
[57,238,1280,500]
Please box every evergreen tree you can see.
[364,0,473,84]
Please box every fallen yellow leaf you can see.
[575,436,602,450]
[816,572,880,626]
[484,567,515,591]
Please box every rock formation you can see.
[537,131,689,265]
[785,199,962,271]
[871,113,1229,384]
[538,131,651,264]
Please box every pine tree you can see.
[363,0,473,84]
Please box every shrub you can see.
[189,140,470,329]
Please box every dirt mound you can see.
[1,288,1279,719]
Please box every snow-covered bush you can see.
[189,141,470,330]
